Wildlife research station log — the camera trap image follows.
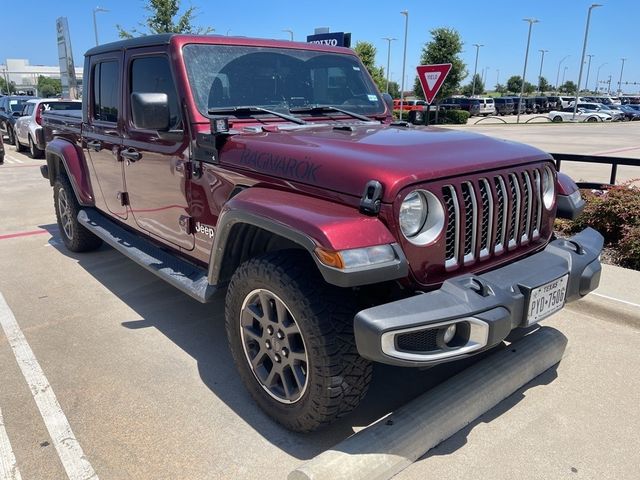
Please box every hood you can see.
[218,123,552,202]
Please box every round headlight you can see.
[542,166,555,209]
[399,191,427,237]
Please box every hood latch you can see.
[359,180,383,216]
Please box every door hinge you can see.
[118,191,130,206]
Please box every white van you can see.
[476,97,496,116]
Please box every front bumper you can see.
[354,227,603,367]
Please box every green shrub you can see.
[559,181,640,269]
[617,225,640,270]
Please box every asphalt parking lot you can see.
[0,130,639,479]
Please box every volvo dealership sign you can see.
[306,32,351,48]
[56,17,79,99]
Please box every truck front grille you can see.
[443,167,544,270]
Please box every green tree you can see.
[387,80,400,98]
[0,77,15,94]
[117,0,213,38]
[560,81,577,93]
[37,76,62,97]
[506,75,522,94]
[353,41,386,92]
[495,83,508,95]
[523,82,536,94]
[413,27,466,101]
[538,76,550,92]
[461,73,485,96]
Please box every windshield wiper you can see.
[289,105,377,123]
[208,106,307,125]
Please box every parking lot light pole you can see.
[573,3,602,121]
[496,68,500,89]
[538,49,549,93]
[399,11,409,114]
[584,54,594,92]
[595,62,607,91]
[556,55,570,91]
[282,29,294,41]
[471,44,483,97]
[618,57,627,95]
[93,7,109,46]
[382,37,397,93]
[517,18,538,124]
[562,66,568,86]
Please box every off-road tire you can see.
[53,174,102,252]
[29,136,43,159]
[225,251,372,432]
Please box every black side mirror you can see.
[131,92,169,131]
[381,93,394,112]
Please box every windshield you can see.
[183,44,384,118]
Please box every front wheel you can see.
[225,251,372,432]
[586,116,598,123]
[53,175,103,252]
[553,115,563,122]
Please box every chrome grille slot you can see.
[494,176,508,254]
[479,179,493,259]
[532,169,542,238]
[461,182,478,264]
[443,186,460,268]
[521,171,533,242]
[507,174,521,249]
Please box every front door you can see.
[122,50,194,250]
[85,54,127,219]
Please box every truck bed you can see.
[43,110,82,145]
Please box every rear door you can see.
[121,49,194,251]
[84,53,127,219]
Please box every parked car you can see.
[14,99,81,158]
[41,33,602,432]
[548,106,612,122]
[438,97,481,116]
[0,95,37,145]
[476,97,496,116]
[393,99,427,111]
[572,102,625,122]
[546,96,563,110]
[494,97,514,115]
[534,96,550,113]
[617,104,640,121]
[511,97,527,114]
[560,96,576,108]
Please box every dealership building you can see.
[1,58,83,95]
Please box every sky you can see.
[1,0,639,94]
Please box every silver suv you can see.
[14,99,81,157]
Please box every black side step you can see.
[78,209,217,303]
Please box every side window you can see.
[130,56,180,130]
[92,61,119,123]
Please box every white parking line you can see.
[0,293,98,480]
[0,406,22,480]
[592,292,640,309]
[4,156,23,164]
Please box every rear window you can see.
[41,102,81,111]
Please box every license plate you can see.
[526,275,569,326]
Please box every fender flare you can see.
[207,188,408,288]
[45,138,95,206]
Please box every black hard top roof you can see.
[85,33,175,56]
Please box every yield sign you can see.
[416,63,452,105]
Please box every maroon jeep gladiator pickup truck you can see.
[41,34,603,432]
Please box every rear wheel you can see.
[53,174,102,252]
[14,129,25,151]
[5,124,15,145]
[586,116,598,123]
[225,251,372,432]
[553,115,563,122]
[28,136,43,158]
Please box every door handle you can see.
[121,148,141,162]
[86,140,102,152]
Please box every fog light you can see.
[443,324,457,344]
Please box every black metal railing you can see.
[550,153,640,189]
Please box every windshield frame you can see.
[181,43,386,122]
